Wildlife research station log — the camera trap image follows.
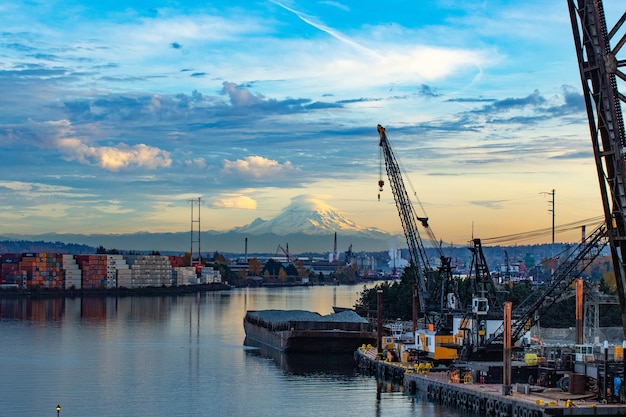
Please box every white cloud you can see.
[221,156,299,179]
[57,139,172,171]
[185,157,207,169]
[32,119,172,172]
[213,195,258,210]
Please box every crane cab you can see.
[472,297,489,315]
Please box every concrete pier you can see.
[355,347,626,416]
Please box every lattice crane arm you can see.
[377,124,433,311]
[568,0,626,336]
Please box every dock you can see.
[355,347,626,416]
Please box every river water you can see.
[0,285,461,417]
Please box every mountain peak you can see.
[231,195,385,237]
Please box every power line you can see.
[481,216,604,245]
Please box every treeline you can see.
[0,240,95,254]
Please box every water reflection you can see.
[0,296,175,322]
[244,338,357,376]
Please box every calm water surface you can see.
[0,285,462,417]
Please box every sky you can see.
[0,0,623,247]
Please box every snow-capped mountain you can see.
[231,196,386,237]
[3,196,401,253]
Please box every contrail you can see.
[269,0,382,59]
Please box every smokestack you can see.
[581,225,586,243]
[333,232,337,262]
[245,237,248,262]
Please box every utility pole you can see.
[188,197,202,266]
[541,189,555,279]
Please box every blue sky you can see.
[0,0,622,246]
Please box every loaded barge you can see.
[243,309,375,353]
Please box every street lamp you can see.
[56,404,61,417]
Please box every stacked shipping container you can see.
[1,253,23,286]
[19,253,65,289]
[75,255,108,289]
[0,253,221,289]
[173,266,198,286]
[62,254,82,289]
[126,255,172,288]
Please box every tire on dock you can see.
[472,397,481,413]
[499,401,511,417]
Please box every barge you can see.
[243,309,375,353]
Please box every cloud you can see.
[0,180,84,197]
[221,81,264,107]
[418,84,440,98]
[56,139,172,171]
[7,119,173,172]
[270,1,380,58]
[473,89,546,114]
[320,1,350,12]
[213,195,258,210]
[221,155,299,180]
[185,157,207,169]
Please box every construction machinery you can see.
[377,123,610,362]
[377,124,459,362]
[377,125,456,321]
[375,0,626,362]
[276,243,295,263]
[568,0,626,337]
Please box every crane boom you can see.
[483,223,608,347]
[377,124,451,317]
[568,0,626,335]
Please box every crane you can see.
[276,243,294,263]
[377,124,454,328]
[472,224,609,355]
[568,0,626,336]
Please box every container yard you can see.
[0,252,222,291]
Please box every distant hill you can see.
[0,239,96,254]
[0,197,403,254]
[0,231,402,255]
[1,196,593,259]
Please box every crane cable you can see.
[384,132,445,257]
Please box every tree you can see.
[262,259,282,277]
[213,252,228,265]
[248,258,263,276]
[285,264,298,278]
[601,270,617,294]
[278,267,287,282]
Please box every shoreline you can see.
[0,282,232,298]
